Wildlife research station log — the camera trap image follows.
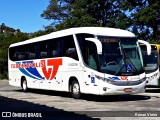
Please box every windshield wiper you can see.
[125,56,138,72]
[115,60,124,75]
[123,49,138,73]
[115,42,138,75]
[115,42,124,75]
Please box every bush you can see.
[0,71,8,79]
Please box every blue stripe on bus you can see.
[108,77,120,80]
[22,61,44,80]
[16,62,44,80]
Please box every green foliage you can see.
[120,0,160,41]
[0,23,56,79]
[0,0,159,79]
[29,30,47,38]
[0,71,8,79]
[41,0,132,29]
[41,0,160,42]
[0,24,30,79]
[150,39,158,44]
[29,26,56,38]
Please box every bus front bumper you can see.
[99,81,146,95]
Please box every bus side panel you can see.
[9,60,40,89]
[61,58,83,92]
[147,69,159,86]
[34,58,63,91]
[48,71,62,91]
[82,67,101,95]
[9,69,21,87]
[61,71,83,92]
[9,61,21,87]
[8,66,38,89]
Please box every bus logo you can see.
[121,76,128,80]
[41,58,62,80]
[13,58,62,80]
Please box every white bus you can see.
[8,27,151,99]
[140,44,159,86]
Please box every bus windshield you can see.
[98,36,144,76]
[141,46,158,73]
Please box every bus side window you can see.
[13,50,19,61]
[18,54,25,60]
[51,50,57,57]
[40,52,47,58]
[48,39,59,57]
[87,42,98,70]
[29,53,36,59]
[28,43,36,59]
[14,45,28,61]
[65,48,77,59]
[38,41,48,59]
[76,33,97,69]
[88,54,97,70]
[62,36,78,61]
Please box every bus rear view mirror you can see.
[138,40,151,55]
[85,38,102,54]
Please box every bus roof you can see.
[9,27,135,47]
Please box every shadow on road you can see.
[82,94,151,102]
[0,96,99,120]
[16,89,151,102]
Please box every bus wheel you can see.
[71,80,81,99]
[21,78,28,92]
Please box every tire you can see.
[71,80,81,99]
[21,78,28,92]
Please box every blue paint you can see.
[91,77,95,83]
[126,64,132,72]
[22,61,44,80]
[108,77,120,80]
[16,62,44,80]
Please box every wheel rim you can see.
[72,83,80,95]
[22,81,27,91]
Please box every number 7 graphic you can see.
[41,58,62,80]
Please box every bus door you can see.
[83,67,100,94]
[82,42,100,94]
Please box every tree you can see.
[120,0,160,41]
[41,0,71,26]
[41,0,130,30]
[1,23,6,28]
[0,25,29,79]
[42,0,160,42]
[0,23,6,34]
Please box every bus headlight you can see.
[95,75,115,84]
[140,77,146,83]
[98,76,116,84]
[95,75,146,86]
[103,78,116,84]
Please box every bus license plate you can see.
[124,88,132,92]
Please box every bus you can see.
[140,44,160,86]
[8,27,151,99]
[151,44,160,64]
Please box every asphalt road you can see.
[0,80,160,120]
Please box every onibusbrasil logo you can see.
[11,58,62,80]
